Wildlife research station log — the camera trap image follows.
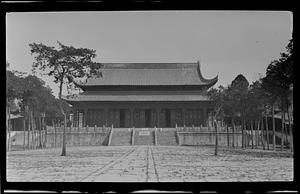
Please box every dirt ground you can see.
[6,145,293,182]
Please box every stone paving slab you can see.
[6,145,293,182]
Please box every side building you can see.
[63,61,218,128]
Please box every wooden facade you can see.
[64,62,218,128]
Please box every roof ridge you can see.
[102,63,198,69]
[101,62,197,64]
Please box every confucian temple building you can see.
[63,61,218,128]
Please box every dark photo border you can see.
[1,1,298,193]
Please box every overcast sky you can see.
[6,11,293,98]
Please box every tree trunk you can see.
[283,109,287,147]
[214,119,218,156]
[265,113,269,150]
[241,118,244,148]
[6,105,8,151]
[33,114,36,149]
[258,119,261,148]
[40,117,42,148]
[242,118,246,148]
[261,117,265,150]
[59,80,63,100]
[23,118,26,150]
[30,111,32,149]
[251,120,254,149]
[247,121,250,147]
[226,124,229,147]
[231,117,235,148]
[281,100,284,151]
[53,120,56,148]
[38,116,41,148]
[207,119,210,131]
[7,105,11,152]
[31,111,34,149]
[287,104,293,152]
[61,113,67,156]
[272,104,276,151]
[33,116,36,149]
[34,115,37,149]
[256,120,260,149]
[35,117,38,149]
[42,117,45,148]
[59,78,67,156]
[28,112,30,149]
[43,117,47,148]
[41,117,44,148]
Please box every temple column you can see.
[203,107,207,127]
[84,108,87,127]
[182,108,186,126]
[130,107,134,127]
[104,108,108,127]
[156,108,160,128]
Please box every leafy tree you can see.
[6,70,25,102]
[208,86,226,155]
[20,75,67,118]
[261,38,293,151]
[228,74,249,148]
[6,63,31,151]
[6,62,66,150]
[29,41,102,156]
[261,73,279,150]
[6,67,23,151]
[221,86,237,147]
[247,80,265,149]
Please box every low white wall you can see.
[177,132,243,147]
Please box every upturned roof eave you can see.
[196,61,218,87]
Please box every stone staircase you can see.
[110,128,132,146]
[157,129,178,146]
[134,130,155,145]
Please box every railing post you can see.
[94,125,96,146]
[131,126,135,146]
[154,126,158,146]
[108,124,114,146]
[176,131,180,146]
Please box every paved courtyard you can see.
[6,146,293,182]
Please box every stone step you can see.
[110,130,131,146]
[157,131,178,146]
[134,131,154,145]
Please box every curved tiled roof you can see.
[62,94,211,102]
[75,62,218,87]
